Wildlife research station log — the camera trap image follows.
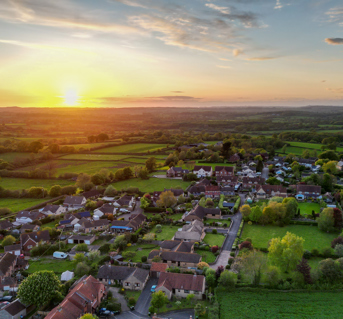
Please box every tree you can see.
[75,243,88,252]
[250,206,262,223]
[2,235,16,246]
[265,266,280,287]
[76,173,91,190]
[218,270,237,289]
[186,293,195,305]
[333,208,343,230]
[282,197,298,221]
[140,196,150,209]
[237,250,267,285]
[91,173,104,186]
[104,185,117,197]
[318,207,335,233]
[145,157,157,173]
[296,258,312,284]
[322,161,338,174]
[318,258,342,283]
[49,185,62,197]
[206,273,216,289]
[268,232,304,272]
[17,271,61,307]
[266,177,281,185]
[197,262,210,270]
[156,191,177,209]
[75,262,90,277]
[44,161,58,178]
[138,167,149,180]
[80,314,98,319]
[29,141,44,153]
[73,253,86,265]
[113,235,127,250]
[240,205,251,221]
[256,160,263,173]
[318,150,339,161]
[151,291,168,312]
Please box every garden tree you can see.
[333,208,343,230]
[321,173,334,192]
[185,161,196,171]
[152,255,162,263]
[282,197,298,221]
[29,140,44,153]
[85,200,97,210]
[205,198,214,207]
[49,185,62,197]
[215,265,224,279]
[76,173,91,190]
[266,177,281,185]
[151,291,168,312]
[221,141,232,158]
[318,258,342,283]
[138,167,149,180]
[145,157,157,172]
[17,271,61,307]
[140,196,150,209]
[123,167,133,179]
[143,233,155,242]
[331,236,343,248]
[239,241,253,250]
[197,262,210,270]
[80,314,98,319]
[296,258,312,284]
[238,250,267,285]
[113,235,127,250]
[240,204,251,221]
[73,253,86,265]
[75,262,90,277]
[177,159,184,167]
[322,161,338,174]
[186,293,195,305]
[194,303,204,317]
[104,185,117,197]
[179,151,186,161]
[318,207,335,233]
[265,266,280,287]
[302,149,310,159]
[249,206,262,223]
[164,153,179,167]
[285,153,296,163]
[177,194,186,204]
[156,190,177,209]
[318,150,339,161]
[218,270,237,289]
[206,273,216,290]
[268,232,304,273]
[2,235,16,246]
[61,185,77,195]
[269,197,283,203]
[91,173,104,186]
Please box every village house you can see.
[0,220,13,231]
[173,220,205,242]
[159,240,195,253]
[193,166,213,178]
[228,154,240,163]
[337,160,343,171]
[187,185,206,196]
[4,244,21,256]
[166,167,189,177]
[63,195,86,210]
[205,185,221,198]
[15,211,45,225]
[184,204,221,222]
[0,253,17,290]
[148,250,201,268]
[45,275,106,319]
[20,230,50,256]
[41,205,66,216]
[82,189,104,200]
[74,218,110,233]
[111,213,146,233]
[155,272,205,300]
[97,265,149,290]
[93,203,116,218]
[296,184,322,200]
[214,166,235,177]
[256,185,288,199]
[20,223,39,234]
[150,262,169,278]
[242,177,265,189]
[220,186,235,196]
[67,235,95,245]
[216,176,238,187]
[163,188,184,197]
[73,211,92,220]
[0,299,28,319]
[113,195,136,211]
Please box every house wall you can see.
[175,289,203,299]
[164,261,199,268]
[124,275,147,291]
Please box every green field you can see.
[144,213,184,221]
[298,202,321,216]
[112,177,190,192]
[195,249,216,263]
[123,244,159,263]
[150,225,180,241]
[203,233,226,247]
[59,154,130,161]
[0,177,73,190]
[93,143,168,154]
[277,141,343,155]
[0,198,49,212]
[241,224,336,251]
[27,258,74,274]
[0,152,35,163]
[217,289,343,319]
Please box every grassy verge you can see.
[203,234,226,247]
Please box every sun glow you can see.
[62,89,79,106]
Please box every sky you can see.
[0,0,342,108]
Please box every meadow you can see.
[298,202,320,216]
[276,141,343,155]
[0,198,49,212]
[93,143,168,153]
[112,177,191,192]
[0,177,73,190]
[58,154,130,161]
[241,224,336,251]
[0,152,35,163]
[217,289,343,319]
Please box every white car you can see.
[119,208,130,213]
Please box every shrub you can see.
[303,250,312,260]
[322,247,333,258]
[311,248,319,257]
[211,245,219,253]
[141,256,147,263]
[331,236,343,249]
[128,297,136,306]
[230,252,235,257]
[204,246,210,251]
[212,229,218,234]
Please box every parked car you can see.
[53,251,68,259]
[151,285,157,292]
[0,296,13,302]
[119,208,130,213]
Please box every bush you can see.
[211,245,219,253]
[311,248,319,257]
[128,297,136,306]
[322,247,333,258]
[303,250,311,260]
[212,229,218,234]
[230,252,235,257]
[141,256,147,263]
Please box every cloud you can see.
[205,4,230,15]
[274,0,283,9]
[111,0,148,8]
[326,7,343,26]
[97,95,201,104]
[171,91,184,93]
[216,65,232,69]
[147,96,201,101]
[327,88,343,94]
[325,38,343,45]
[246,56,277,61]
[219,58,232,61]
[233,49,244,56]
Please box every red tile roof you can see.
[150,262,168,273]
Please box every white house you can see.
[4,244,21,256]
[193,166,213,178]
[41,205,66,216]
[63,196,86,210]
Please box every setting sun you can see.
[63,89,79,106]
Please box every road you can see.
[115,309,194,319]
[262,167,269,180]
[135,278,158,315]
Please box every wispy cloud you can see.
[246,56,278,61]
[325,38,343,45]
[216,65,232,69]
[233,49,244,56]
[205,3,230,15]
[171,91,184,93]
[327,88,343,94]
[326,7,343,26]
[274,0,283,9]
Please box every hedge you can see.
[290,220,318,225]
[144,207,165,212]
[233,197,241,213]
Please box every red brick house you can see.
[205,185,221,198]
[216,176,238,186]
[228,154,240,163]
[242,177,265,189]
[0,253,17,290]
[20,230,50,256]
[214,166,235,177]
[166,167,189,177]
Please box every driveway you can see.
[134,278,158,315]
[109,287,129,312]
[115,309,194,319]
[262,167,269,180]
[120,202,143,220]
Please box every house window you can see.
[135,283,140,287]
[178,289,180,292]
[184,290,190,293]
[27,245,32,249]
[125,282,130,286]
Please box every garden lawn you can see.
[0,177,73,190]
[93,143,168,153]
[203,234,226,247]
[298,202,320,216]
[150,225,180,241]
[241,224,337,251]
[112,177,191,192]
[195,249,216,263]
[157,298,209,318]
[125,290,142,303]
[27,258,74,274]
[205,219,230,226]
[122,244,158,263]
[0,198,49,213]
[144,213,184,221]
[217,289,343,319]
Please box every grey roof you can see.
[42,205,61,213]
[2,299,26,316]
[0,220,13,230]
[160,240,194,253]
[63,196,85,206]
[68,235,95,240]
[21,230,50,245]
[97,265,148,282]
[116,195,134,206]
[188,204,221,219]
[4,244,21,252]
[0,253,16,276]
[161,251,201,263]
[174,231,202,241]
[16,210,41,220]
[193,165,212,172]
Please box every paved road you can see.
[120,201,143,220]
[134,278,158,315]
[109,287,129,312]
[262,167,269,180]
[115,309,194,319]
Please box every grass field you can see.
[0,177,73,190]
[93,143,168,153]
[203,234,226,247]
[298,202,320,216]
[241,224,336,251]
[59,154,130,161]
[150,225,180,240]
[112,177,190,192]
[276,141,343,155]
[123,244,158,263]
[217,289,343,319]
[0,198,49,212]
[195,249,216,263]
[27,258,74,274]
[0,152,34,163]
